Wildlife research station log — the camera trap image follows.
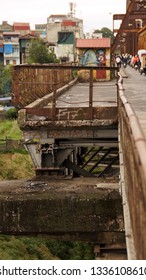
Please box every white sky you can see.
[0,0,126,32]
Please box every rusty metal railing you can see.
[12,64,74,108]
[13,64,118,122]
[117,74,146,259]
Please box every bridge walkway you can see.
[54,81,117,108]
[122,65,146,136]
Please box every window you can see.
[12,47,19,53]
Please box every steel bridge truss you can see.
[112,0,146,55]
[25,136,119,178]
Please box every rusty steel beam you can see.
[111,0,145,54]
[89,69,93,119]
[25,107,118,122]
[52,69,57,119]
[113,14,125,20]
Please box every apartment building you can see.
[46,13,84,62]
[3,32,20,65]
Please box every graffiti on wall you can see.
[80,49,106,66]
[96,49,106,66]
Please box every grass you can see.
[0,119,22,140]
[0,236,59,260]
[0,235,94,260]
[0,152,35,180]
[0,119,34,180]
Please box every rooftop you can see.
[76,38,111,48]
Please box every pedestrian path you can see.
[120,65,146,138]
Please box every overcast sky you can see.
[0,0,126,32]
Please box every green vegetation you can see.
[0,119,22,139]
[94,27,114,42]
[6,108,18,119]
[0,153,34,180]
[0,64,13,96]
[0,236,94,260]
[0,120,34,179]
[28,38,58,64]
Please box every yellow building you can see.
[76,38,111,81]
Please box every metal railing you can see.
[13,64,118,122]
[12,64,74,108]
[117,74,146,259]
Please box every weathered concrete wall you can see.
[0,178,125,243]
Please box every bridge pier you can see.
[0,178,126,257]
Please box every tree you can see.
[0,64,12,96]
[27,38,58,64]
[94,27,114,42]
[101,27,114,40]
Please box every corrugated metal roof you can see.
[76,38,110,48]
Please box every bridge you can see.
[0,63,141,260]
[0,0,146,262]
[112,0,146,55]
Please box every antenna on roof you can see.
[69,2,76,17]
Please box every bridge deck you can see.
[54,81,117,108]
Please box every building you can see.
[13,22,31,36]
[57,31,75,62]
[92,31,103,39]
[3,32,20,65]
[76,38,111,80]
[85,30,103,39]
[61,17,84,39]
[0,21,13,35]
[47,14,83,43]
[47,15,67,44]
[46,8,84,62]
[35,24,47,39]
[0,38,3,63]
[19,33,38,64]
